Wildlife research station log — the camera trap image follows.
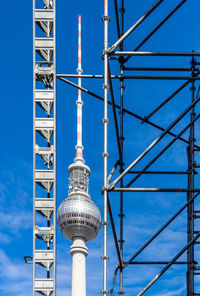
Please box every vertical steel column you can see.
[119,0,125,294]
[187,57,196,296]
[102,0,110,295]
[33,0,56,295]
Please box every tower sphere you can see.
[57,193,101,242]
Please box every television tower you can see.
[57,15,101,296]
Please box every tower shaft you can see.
[70,238,88,296]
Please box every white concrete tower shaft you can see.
[70,238,88,296]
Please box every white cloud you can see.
[0,232,12,244]
[0,210,32,234]
[0,249,32,296]
[153,284,186,296]
[0,249,31,280]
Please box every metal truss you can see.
[31,0,56,295]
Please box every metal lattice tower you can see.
[32,0,56,295]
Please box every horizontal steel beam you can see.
[57,73,200,80]
[123,67,192,72]
[57,74,115,79]
[121,76,200,80]
[128,170,196,175]
[111,188,200,193]
[126,261,189,265]
[113,51,200,57]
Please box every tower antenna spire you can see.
[75,15,84,162]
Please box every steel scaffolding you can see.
[29,0,200,296]
[101,1,200,296]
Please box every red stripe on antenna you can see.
[176,189,183,192]
[76,14,83,161]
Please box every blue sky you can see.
[1,0,200,296]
